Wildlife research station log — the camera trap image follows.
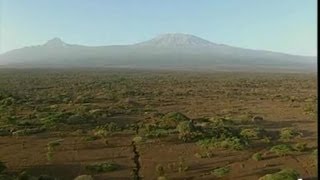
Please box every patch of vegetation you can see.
[139,124,171,139]
[85,161,118,173]
[12,127,46,136]
[197,136,248,150]
[258,168,299,180]
[252,152,263,161]
[270,144,293,157]
[40,112,73,127]
[279,128,302,141]
[132,136,144,144]
[208,117,235,126]
[46,139,63,163]
[194,151,214,159]
[293,143,307,152]
[158,112,190,129]
[211,166,230,177]
[178,157,189,173]
[93,122,120,138]
[176,121,197,142]
[240,127,265,140]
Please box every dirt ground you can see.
[0,69,317,179]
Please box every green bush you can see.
[280,128,301,141]
[40,112,72,126]
[270,144,293,157]
[258,168,299,180]
[240,128,264,140]
[197,137,248,150]
[12,127,46,136]
[143,128,170,138]
[158,112,190,129]
[219,137,248,150]
[211,166,230,177]
[209,117,235,126]
[206,125,239,139]
[293,143,307,152]
[252,152,263,161]
[194,151,214,159]
[0,97,15,106]
[176,121,196,142]
[85,161,118,173]
[47,139,63,151]
[178,157,189,173]
[93,122,120,137]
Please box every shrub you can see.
[258,168,299,180]
[0,97,15,106]
[211,166,230,177]
[261,136,272,144]
[85,161,118,173]
[143,128,170,139]
[47,139,63,151]
[280,128,301,141]
[178,157,188,173]
[240,128,265,140]
[252,152,263,161]
[270,144,293,157]
[40,112,72,126]
[293,143,307,152]
[194,151,214,159]
[46,139,63,163]
[12,127,46,136]
[176,121,197,142]
[197,137,248,150]
[209,117,235,126]
[132,136,143,144]
[204,125,239,140]
[159,112,190,129]
[93,123,120,137]
[219,137,248,150]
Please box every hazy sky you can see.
[0,0,317,56]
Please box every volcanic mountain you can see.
[0,33,316,72]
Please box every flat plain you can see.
[0,68,317,180]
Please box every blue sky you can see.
[0,0,317,56]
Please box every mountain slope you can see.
[0,33,316,72]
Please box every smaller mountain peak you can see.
[44,37,66,47]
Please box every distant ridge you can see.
[0,33,316,72]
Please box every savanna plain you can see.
[0,68,317,180]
